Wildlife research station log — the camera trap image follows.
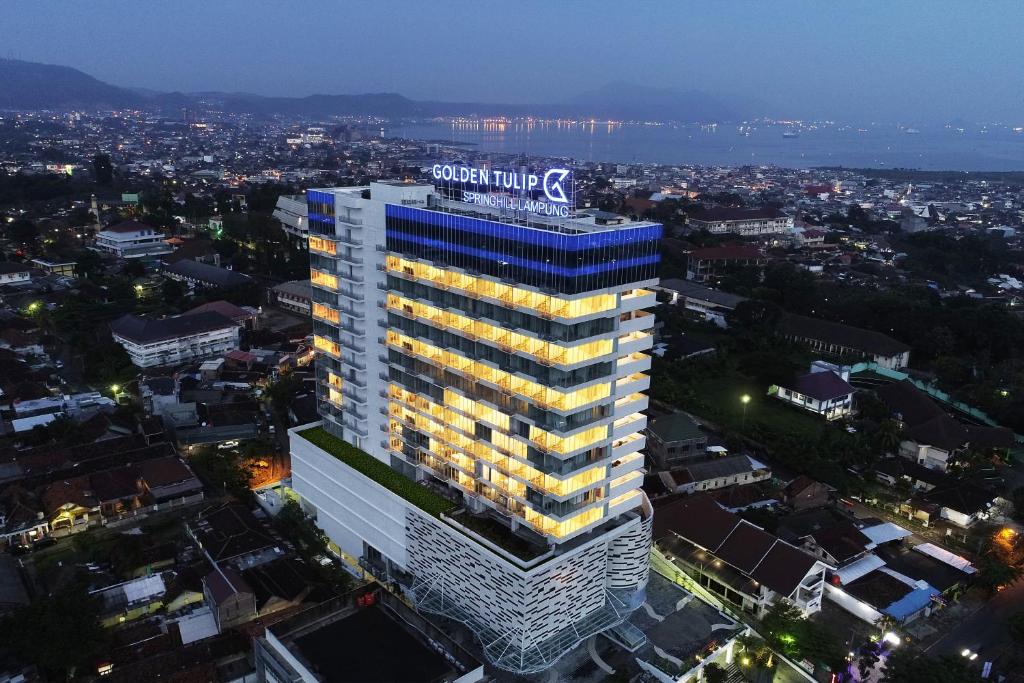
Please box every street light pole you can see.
[741,394,751,430]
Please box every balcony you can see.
[612,413,647,441]
[618,310,656,336]
[610,448,643,481]
[614,393,648,418]
[334,250,364,265]
[616,352,651,377]
[619,289,657,312]
[615,373,650,396]
[617,332,653,356]
[607,489,643,517]
[608,470,644,499]
[611,437,645,467]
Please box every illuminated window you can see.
[311,269,338,290]
[528,423,608,455]
[312,302,340,324]
[388,387,608,499]
[388,294,613,365]
[313,335,340,357]
[523,504,604,538]
[308,236,337,255]
[608,490,642,511]
[386,331,610,411]
[386,255,617,319]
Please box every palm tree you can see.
[875,419,903,455]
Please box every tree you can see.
[874,419,903,455]
[976,550,1023,593]
[703,662,728,683]
[880,650,974,683]
[1010,610,1024,645]
[760,601,845,672]
[74,249,104,278]
[122,259,146,278]
[266,374,302,421]
[5,217,38,245]
[161,278,186,305]
[0,582,108,678]
[92,153,114,184]
[858,645,880,680]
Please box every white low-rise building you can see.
[110,311,240,368]
[770,361,856,420]
[0,262,32,286]
[95,220,173,259]
[687,207,794,236]
[273,194,308,241]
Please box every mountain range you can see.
[0,58,754,122]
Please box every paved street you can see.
[924,576,1024,674]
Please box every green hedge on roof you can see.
[298,426,455,518]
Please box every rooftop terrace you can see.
[296,426,455,518]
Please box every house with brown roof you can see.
[138,455,203,503]
[185,300,259,331]
[0,485,48,548]
[877,381,1014,473]
[652,494,830,617]
[781,476,830,511]
[41,476,100,534]
[203,566,256,631]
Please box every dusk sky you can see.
[2,0,1023,123]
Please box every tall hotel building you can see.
[289,170,662,673]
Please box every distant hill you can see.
[220,92,423,117]
[0,58,755,123]
[0,59,141,109]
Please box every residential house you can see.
[41,476,100,535]
[915,483,1000,528]
[876,381,1014,472]
[782,476,830,511]
[203,566,256,631]
[770,361,856,420]
[657,455,771,494]
[188,503,283,570]
[0,485,48,548]
[138,455,204,504]
[653,494,830,617]
[645,413,708,469]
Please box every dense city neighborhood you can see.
[1,93,1024,682]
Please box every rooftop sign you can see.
[431,163,573,218]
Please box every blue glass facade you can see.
[385,205,661,294]
[308,190,336,235]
